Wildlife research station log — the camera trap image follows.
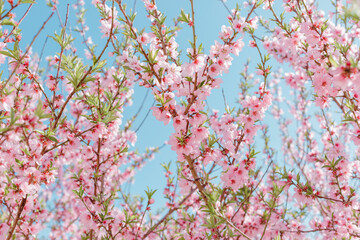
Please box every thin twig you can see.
[231,160,274,220]
[55,4,70,80]
[53,4,70,106]
[133,0,137,11]
[50,0,115,133]
[135,100,155,133]
[4,3,33,43]
[141,188,197,239]
[1,12,54,95]
[222,88,229,111]
[35,37,49,75]
[219,0,232,16]
[6,196,27,240]
[134,88,150,118]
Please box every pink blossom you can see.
[0,224,10,239]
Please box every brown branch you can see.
[54,4,70,79]
[115,0,162,83]
[6,196,27,240]
[141,188,197,239]
[49,0,115,134]
[189,0,197,57]
[0,2,20,21]
[1,12,54,95]
[4,3,33,43]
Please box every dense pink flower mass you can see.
[1,0,360,239]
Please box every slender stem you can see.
[135,100,155,133]
[223,217,251,240]
[0,2,20,21]
[219,0,232,16]
[260,206,274,240]
[35,37,49,74]
[1,12,54,95]
[136,202,150,239]
[53,4,70,107]
[141,188,196,239]
[6,196,27,240]
[4,3,33,42]
[55,4,70,80]
[189,0,197,57]
[116,0,162,83]
[50,0,115,133]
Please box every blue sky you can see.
[9,0,285,211]
[7,0,339,230]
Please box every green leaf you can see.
[178,9,190,23]
[20,0,36,3]
[9,109,18,125]
[145,187,157,200]
[1,19,15,26]
[47,135,58,143]
[72,190,79,197]
[15,158,23,166]
[21,147,31,156]
[274,233,281,240]
[0,50,14,59]
[79,185,84,197]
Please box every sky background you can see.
[7,0,337,223]
[12,0,268,208]
[9,0,293,210]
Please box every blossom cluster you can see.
[1,0,360,239]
